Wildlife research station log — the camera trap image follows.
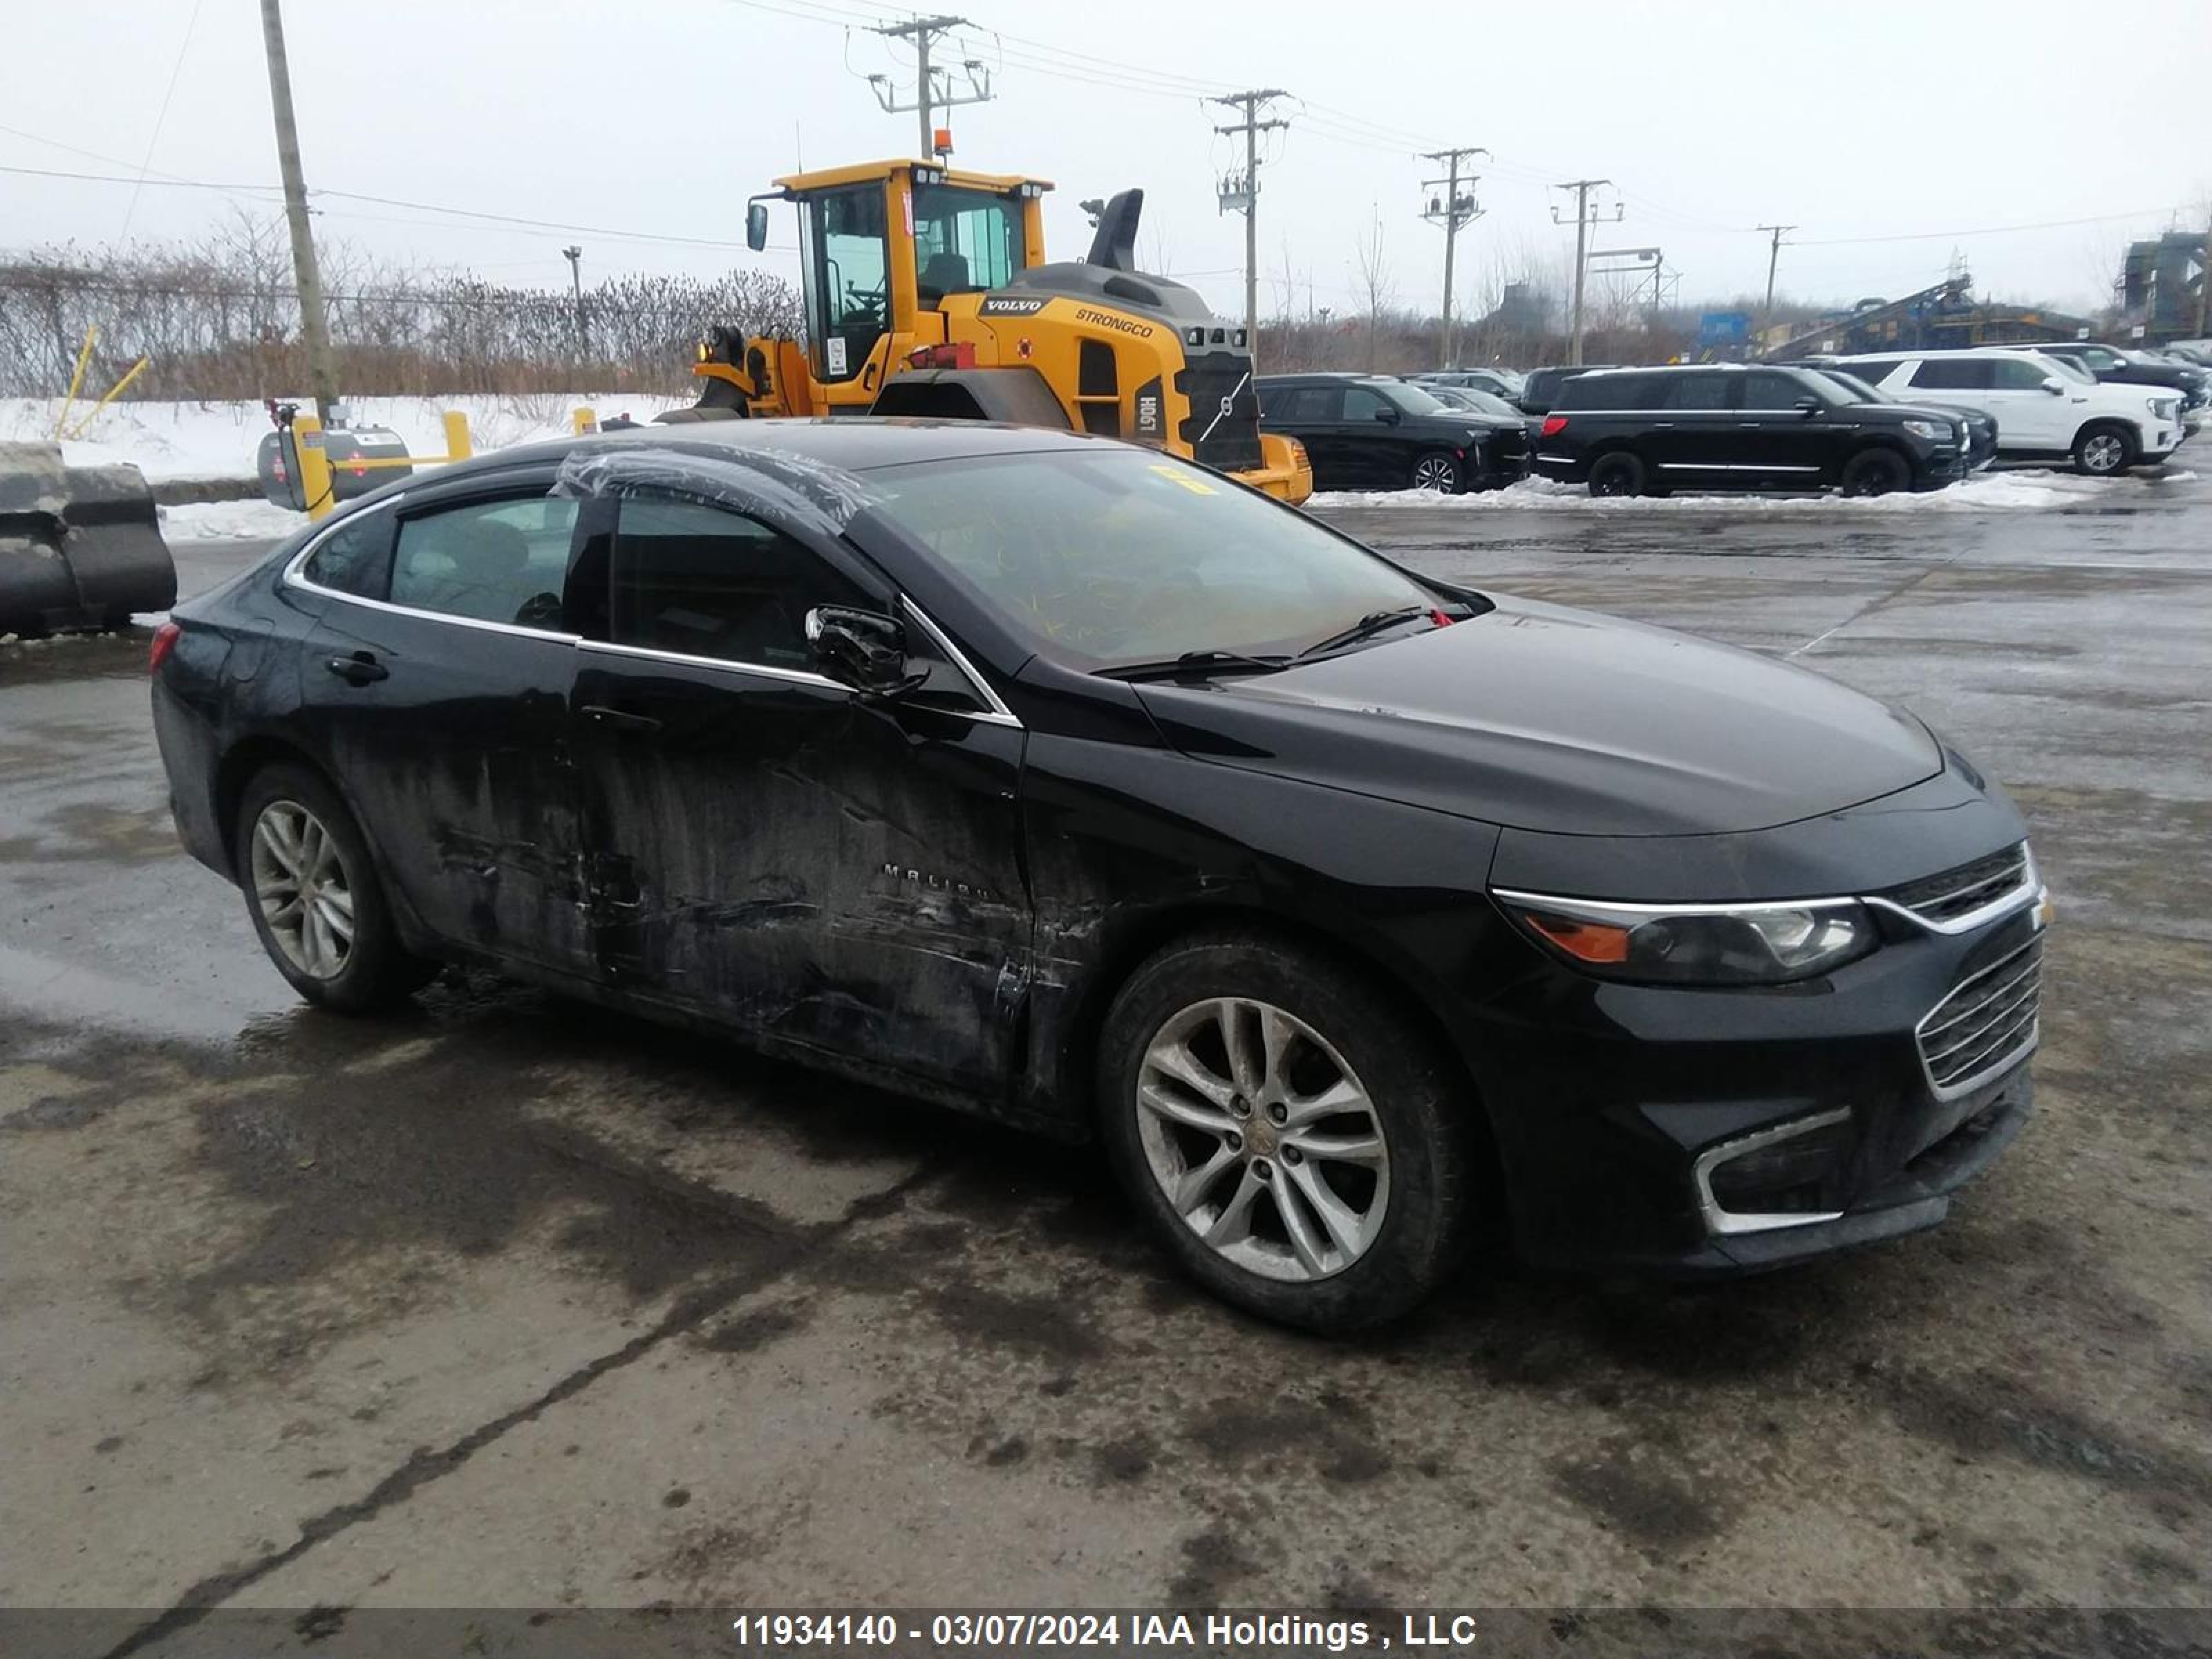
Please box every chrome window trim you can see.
[577,638,838,688]
[900,598,1023,729]
[1691,1109,1851,1236]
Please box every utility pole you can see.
[1758,223,1795,341]
[258,0,336,422]
[1213,89,1289,364]
[870,15,991,156]
[562,245,585,359]
[1552,178,1621,366]
[1421,146,1486,368]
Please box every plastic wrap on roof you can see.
[552,440,880,531]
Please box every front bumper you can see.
[1474,888,2045,1278]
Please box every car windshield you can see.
[1459,388,1519,418]
[2038,353,2095,383]
[1382,382,1452,414]
[862,447,1441,668]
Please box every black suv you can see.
[1516,364,1611,415]
[1255,374,1525,493]
[1532,365,1969,497]
[2029,341,2209,411]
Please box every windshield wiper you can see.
[1295,604,1436,661]
[1098,649,1293,682]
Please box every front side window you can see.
[1747,371,1819,409]
[388,496,578,628]
[1344,386,1394,422]
[863,448,1441,667]
[805,185,890,382]
[1848,359,1905,385]
[912,183,1024,302]
[608,496,870,671]
[1991,358,2054,390]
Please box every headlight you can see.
[1497,891,1877,985]
[1903,419,1944,440]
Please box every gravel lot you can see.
[4,471,2208,1643]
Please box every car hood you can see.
[1134,596,1942,837]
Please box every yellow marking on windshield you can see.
[1149,464,1217,496]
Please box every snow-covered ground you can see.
[1310,468,2193,513]
[1,392,689,482]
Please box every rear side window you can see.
[388,496,579,628]
[608,496,871,671]
[301,510,392,599]
[1909,359,1994,391]
[1559,373,1650,409]
[1657,373,1734,411]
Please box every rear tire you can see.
[233,764,435,1013]
[1839,447,1911,497]
[1587,451,1647,498]
[2072,422,2136,477]
[1409,451,1463,494]
[1096,929,1476,1333]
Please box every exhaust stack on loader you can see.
[0,442,177,636]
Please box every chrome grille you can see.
[1917,936,2043,1099]
[1886,843,2030,926]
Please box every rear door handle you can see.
[325,651,388,685]
[581,704,664,735]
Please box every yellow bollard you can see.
[54,324,99,439]
[63,356,151,442]
[442,410,473,461]
[289,413,338,521]
[572,406,599,435]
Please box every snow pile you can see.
[158,498,315,541]
[1310,469,2146,513]
[0,392,690,482]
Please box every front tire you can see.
[2072,422,2136,477]
[1409,451,1462,493]
[1839,447,1911,497]
[1586,451,1647,498]
[233,764,435,1013]
[1096,930,1475,1333]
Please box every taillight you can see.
[149,620,181,675]
[1540,415,1569,438]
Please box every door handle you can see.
[325,651,388,685]
[581,703,664,735]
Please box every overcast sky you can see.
[6,0,2208,322]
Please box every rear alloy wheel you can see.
[1840,447,1911,497]
[1410,451,1462,493]
[1098,930,1474,1332]
[2072,422,2135,477]
[234,764,435,1013]
[1586,451,1647,498]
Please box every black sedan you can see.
[1255,373,1525,493]
[150,421,2047,1331]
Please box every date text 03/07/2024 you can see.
[727,1614,1486,1651]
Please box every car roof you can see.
[482,416,1116,476]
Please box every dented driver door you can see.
[567,491,1031,1098]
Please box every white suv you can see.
[1826,348,2184,476]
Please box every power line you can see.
[118,0,207,244]
[1420,147,1485,368]
[868,15,993,156]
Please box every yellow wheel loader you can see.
[669,159,1311,505]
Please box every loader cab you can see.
[771,160,1051,402]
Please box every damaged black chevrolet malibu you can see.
[151,422,2049,1331]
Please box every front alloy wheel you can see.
[250,799,355,979]
[2076,429,2129,476]
[1136,997,1390,1282]
[1410,453,1461,493]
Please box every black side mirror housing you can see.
[805,606,917,697]
[1374,406,1400,424]
[745,202,770,253]
[1793,396,1822,416]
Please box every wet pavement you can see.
[3,475,2209,1633]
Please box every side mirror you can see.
[745,202,770,253]
[1793,396,1822,416]
[805,606,916,697]
[2041,377,2066,395]
[1374,405,1400,424]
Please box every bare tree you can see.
[1352,212,1394,373]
